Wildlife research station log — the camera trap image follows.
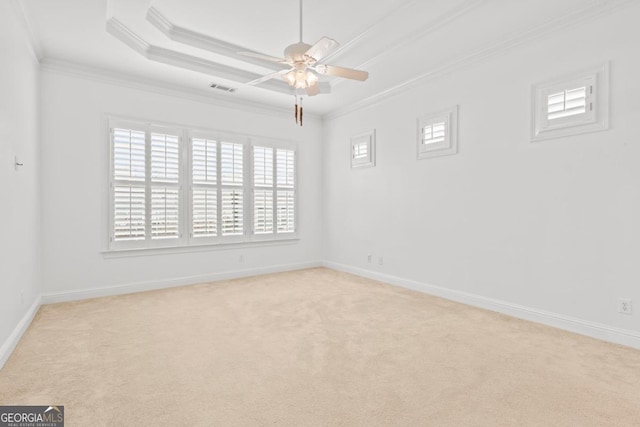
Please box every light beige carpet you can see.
[1,268,639,426]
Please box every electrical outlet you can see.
[618,298,633,315]
[378,257,383,266]
[367,254,372,263]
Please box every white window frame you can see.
[106,116,298,253]
[187,130,251,246]
[531,63,609,142]
[350,130,375,169]
[417,105,458,160]
[108,119,187,251]
[249,139,298,241]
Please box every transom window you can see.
[417,106,458,160]
[531,63,609,142]
[350,130,375,169]
[421,121,446,145]
[547,86,588,120]
[108,119,297,251]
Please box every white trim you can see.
[331,0,483,89]
[304,0,416,65]
[106,115,300,253]
[324,0,636,121]
[350,130,376,169]
[40,59,322,122]
[146,6,286,73]
[530,63,609,142]
[323,261,640,350]
[417,105,458,160]
[41,261,322,304]
[105,18,294,96]
[1,262,321,368]
[0,296,41,371]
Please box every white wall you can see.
[40,70,323,295]
[0,2,41,346]
[323,8,640,334]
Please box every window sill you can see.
[102,237,300,258]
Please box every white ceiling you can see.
[20,0,625,115]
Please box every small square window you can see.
[351,130,375,169]
[531,63,609,142]
[417,105,458,160]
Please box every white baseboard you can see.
[4,260,636,373]
[324,261,640,350]
[2,261,321,370]
[41,261,323,304]
[0,295,42,371]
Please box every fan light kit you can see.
[239,0,369,125]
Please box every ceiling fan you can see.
[238,0,369,99]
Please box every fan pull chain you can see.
[294,94,298,124]
[300,97,303,127]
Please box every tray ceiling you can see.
[20,0,633,115]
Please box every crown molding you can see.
[319,0,416,65]
[39,58,321,121]
[146,6,288,73]
[8,0,43,63]
[325,0,637,121]
[331,0,484,89]
[106,18,295,95]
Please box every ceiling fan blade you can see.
[246,69,290,86]
[316,64,368,81]
[305,83,320,96]
[238,51,288,64]
[304,37,340,63]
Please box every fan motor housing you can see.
[284,42,312,63]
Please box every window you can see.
[110,124,184,250]
[150,132,180,239]
[350,130,375,169]
[531,63,609,142]
[108,118,297,251]
[251,146,296,236]
[417,106,458,159]
[191,138,217,238]
[276,149,296,233]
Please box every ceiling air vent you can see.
[210,83,237,93]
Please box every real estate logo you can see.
[0,406,64,427]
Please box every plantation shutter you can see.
[253,146,273,187]
[276,149,295,233]
[221,142,244,236]
[253,146,274,234]
[112,128,146,241]
[114,185,145,240]
[276,190,295,233]
[192,138,217,237]
[192,188,217,237]
[110,120,298,250]
[422,121,446,145]
[150,132,180,239]
[547,86,588,120]
[276,149,295,188]
[113,128,145,181]
[353,141,368,159]
[192,138,216,185]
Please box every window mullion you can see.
[245,143,251,239]
[144,127,152,245]
[272,148,277,235]
[216,139,222,238]
[180,130,188,242]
